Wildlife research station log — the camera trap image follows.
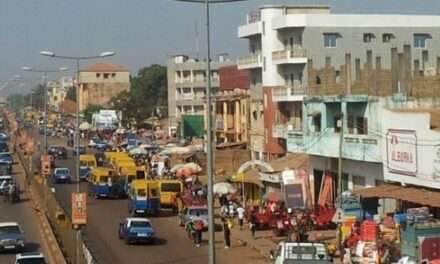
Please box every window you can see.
[316,76,321,85]
[414,34,429,48]
[363,33,375,43]
[352,175,366,191]
[111,73,116,78]
[382,33,393,43]
[103,73,110,79]
[347,116,354,134]
[312,114,321,132]
[324,33,338,48]
[96,73,101,78]
[334,115,342,133]
[356,117,368,135]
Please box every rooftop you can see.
[81,63,129,73]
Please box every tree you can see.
[83,105,103,123]
[110,64,167,124]
[7,94,26,112]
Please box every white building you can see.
[48,76,73,110]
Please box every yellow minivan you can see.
[158,180,183,210]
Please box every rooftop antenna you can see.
[195,20,200,60]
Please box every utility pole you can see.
[337,103,344,260]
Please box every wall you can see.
[263,87,286,158]
[219,65,250,91]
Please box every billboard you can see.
[72,193,87,225]
[386,129,417,176]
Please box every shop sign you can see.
[259,172,281,183]
[284,183,305,209]
[386,129,417,176]
[72,192,87,225]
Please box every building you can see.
[238,5,440,160]
[214,65,250,148]
[167,55,233,137]
[78,63,130,111]
[48,76,73,110]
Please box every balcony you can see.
[272,47,307,65]
[238,11,262,38]
[272,85,306,102]
[237,53,263,70]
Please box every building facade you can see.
[48,76,73,111]
[78,63,130,111]
[214,65,250,148]
[238,5,440,160]
[167,55,233,136]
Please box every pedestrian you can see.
[222,217,231,249]
[236,204,245,230]
[249,211,258,240]
[228,201,235,218]
[194,217,204,247]
[185,220,195,242]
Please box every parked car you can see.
[15,252,46,264]
[270,242,332,264]
[52,168,72,184]
[0,152,13,165]
[118,217,156,245]
[0,132,9,141]
[178,206,209,230]
[0,222,25,252]
[0,175,13,195]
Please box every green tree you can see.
[83,105,103,123]
[111,64,167,124]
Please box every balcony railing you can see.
[272,85,306,101]
[272,47,307,63]
[237,52,262,69]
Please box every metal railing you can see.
[272,47,307,61]
[238,52,261,66]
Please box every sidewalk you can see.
[230,226,277,259]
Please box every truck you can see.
[270,241,332,264]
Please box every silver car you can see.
[179,206,208,230]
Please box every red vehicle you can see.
[270,210,291,236]
[247,206,272,229]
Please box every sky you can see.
[1,0,440,95]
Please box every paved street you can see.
[0,157,46,263]
[35,134,267,264]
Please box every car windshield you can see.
[189,209,208,216]
[137,189,146,197]
[17,258,46,264]
[57,169,69,175]
[99,176,109,183]
[0,225,20,235]
[131,221,151,228]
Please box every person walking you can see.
[222,217,231,249]
[236,204,245,230]
[249,211,258,240]
[194,216,204,247]
[185,220,195,242]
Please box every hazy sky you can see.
[1,0,440,94]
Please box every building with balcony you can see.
[167,55,233,136]
[47,76,73,111]
[78,63,130,111]
[214,65,250,148]
[238,4,440,160]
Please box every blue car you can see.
[0,222,25,252]
[79,167,90,181]
[118,217,156,245]
[52,168,72,184]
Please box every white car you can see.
[15,252,46,264]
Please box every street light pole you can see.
[40,50,115,264]
[174,1,246,263]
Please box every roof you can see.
[0,222,19,227]
[81,63,129,72]
[353,184,440,208]
[389,108,440,131]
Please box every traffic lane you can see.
[0,163,44,263]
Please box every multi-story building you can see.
[78,63,130,111]
[167,55,233,136]
[238,5,440,161]
[48,76,73,110]
[214,65,250,148]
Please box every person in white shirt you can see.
[236,205,245,230]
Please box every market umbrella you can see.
[129,147,147,155]
[79,122,91,130]
[263,192,282,202]
[213,182,237,195]
[170,164,184,173]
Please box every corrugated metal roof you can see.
[353,184,440,208]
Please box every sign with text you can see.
[72,192,87,225]
[386,129,417,176]
[284,183,305,209]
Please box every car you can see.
[15,252,46,264]
[0,222,25,252]
[270,242,332,264]
[118,217,156,245]
[0,152,13,165]
[0,175,13,195]
[73,146,87,155]
[0,132,9,141]
[79,167,90,181]
[48,146,67,159]
[179,206,209,230]
[52,168,72,184]
[0,142,9,153]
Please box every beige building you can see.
[48,76,73,110]
[78,63,130,111]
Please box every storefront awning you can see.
[353,184,440,208]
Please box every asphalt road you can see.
[35,133,267,264]
[0,156,46,264]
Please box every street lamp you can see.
[22,66,69,154]
[40,50,115,264]
[174,1,247,263]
